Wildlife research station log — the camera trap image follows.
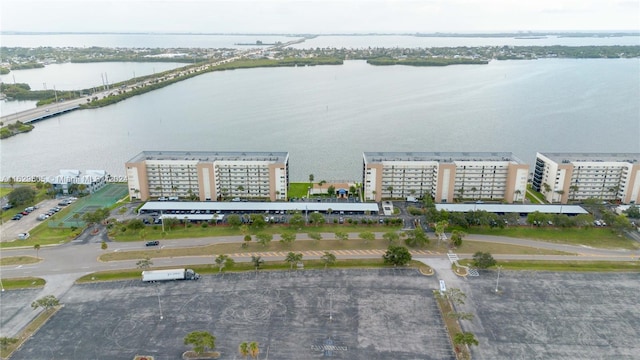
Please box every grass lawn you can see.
[110,223,403,241]
[99,238,567,262]
[459,259,640,272]
[467,226,639,250]
[288,182,311,198]
[78,258,431,283]
[0,277,46,290]
[0,225,80,249]
[0,256,41,266]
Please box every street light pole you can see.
[495,265,503,293]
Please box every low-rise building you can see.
[363,152,528,203]
[532,152,640,204]
[50,169,108,195]
[126,151,289,202]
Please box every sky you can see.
[1,0,638,34]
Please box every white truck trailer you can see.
[141,268,200,282]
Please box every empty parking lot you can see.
[463,271,640,360]
[9,269,454,360]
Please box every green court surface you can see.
[49,183,128,228]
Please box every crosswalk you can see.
[467,268,479,277]
[227,249,437,258]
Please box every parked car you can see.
[17,232,30,240]
[2,204,13,210]
[145,240,160,247]
[12,214,23,220]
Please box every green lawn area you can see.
[288,182,311,198]
[0,277,46,290]
[467,226,639,250]
[459,259,640,272]
[110,222,403,241]
[0,256,41,266]
[0,187,14,197]
[77,258,431,283]
[99,237,566,262]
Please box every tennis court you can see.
[49,183,128,227]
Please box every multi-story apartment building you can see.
[363,152,528,203]
[532,152,640,204]
[126,151,289,201]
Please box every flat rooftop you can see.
[435,203,588,214]
[363,152,524,164]
[127,151,289,163]
[140,201,381,214]
[539,152,640,164]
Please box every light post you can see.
[0,277,5,292]
[495,265,503,293]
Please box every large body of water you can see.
[1,57,638,182]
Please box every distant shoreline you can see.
[2,31,639,37]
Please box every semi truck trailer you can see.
[141,268,200,282]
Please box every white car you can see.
[17,232,30,240]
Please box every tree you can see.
[239,342,249,359]
[359,231,375,244]
[101,241,108,250]
[473,251,496,269]
[8,177,15,188]
[183,331,216,355]
[136,257,153,269]
[227,214,242,228]
[382,231,399,244]
[285,252,303,270]
[34,243,41,258]
[327,185,336,196]
[321,252,337,269]
[31,295,60,311]
[251,255,264,270]
[8,186,36,206]
[624,205,640,219]
[280,232,296,246]
[450,230,466,248]
[289,214,305,230]
[215,254,234,273]
[256,233,272,247]
[309,212,325,225]
[382,245,412,266]
[434,220,448,243]
[404,227,429,248]
[308,232,322,242]
[453,332,479,347]
[163,217,180,230]
[249,341,260,359]
[334,231,348,241]
[243,234,252,248]
[439,288,467,305]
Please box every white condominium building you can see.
[363,152,528,203]
[126,151,289,201]
[532,152,640,204]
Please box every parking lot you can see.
[463,271,640,360]
[8,269,454,360]
[0,198,63,242]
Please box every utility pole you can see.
[495,265,503,293]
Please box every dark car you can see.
[12,214,23,220]
[145,240,160,247]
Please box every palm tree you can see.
[569,185,579,201]
[470,187,478,200]
[251,255,264,271]
[514,189,522,203]
[249,341,260,359]
[285,252,303,270]
[321,252,336,269]
[34,244,40,259]
[239,342,249,359]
